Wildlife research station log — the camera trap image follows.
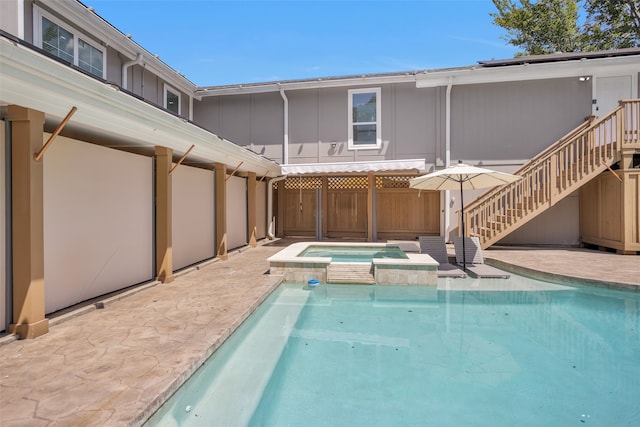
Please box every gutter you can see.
[279,86,289,164]
[443,77,453,239]
[122,53,143,91]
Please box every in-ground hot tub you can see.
[268,241,438,286]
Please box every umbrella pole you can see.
[460,181,466,271]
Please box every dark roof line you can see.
[478,47,640,67]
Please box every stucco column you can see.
[154,146,174,283]
[215,162,228,260]
[247,172,257,247]
[8,105,49,339]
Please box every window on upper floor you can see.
[348,88,381,150]
[34,8,105,79]
[164,84,181,115]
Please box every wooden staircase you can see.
[327,262,376,284]
[465,99,640,249]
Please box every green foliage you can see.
[491,0,640,55]
[583,0,640,49]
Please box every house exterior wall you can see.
[0,0,23,38]
[450,77,592,163]
[197,83,444,168]
[196,93,285,162]
[195,77,595,244]
[2,0,193,120]
[498,192,581,246]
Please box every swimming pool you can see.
[145,276,640,426]
[299,245,409,262]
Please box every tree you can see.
[491,0,640,55]
[583,0,640,49]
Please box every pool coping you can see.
[486,258,640,292]
[267,241,439,286]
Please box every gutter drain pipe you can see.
[279,86,289,164]
[444,77,453,240]
[122,53,144,91]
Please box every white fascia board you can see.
[196,73,421,97]
[281,159,426,175]
[44,0,196,95]
[416,55,640,88]
[0,38,281,177]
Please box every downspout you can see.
[279,86,289,164]
[122,53,143,91]
[267,175,287,239]
[443,76,453,240]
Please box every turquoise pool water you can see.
[299,245,408,262]
[145,277,640,427]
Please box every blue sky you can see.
[87,0,518,86]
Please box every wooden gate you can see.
[375,176,440,240]
[277,175,440,240]
[278,177,320,237]
[327,176,368,238]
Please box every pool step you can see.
[327,262,376,284]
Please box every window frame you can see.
[33,6,106,79]
[163,84,181,115]
[348,87,382,150]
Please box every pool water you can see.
[299,245,408,262]
[145,277,640,427]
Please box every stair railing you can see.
[463,99,639,248]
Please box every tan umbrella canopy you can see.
[409,161,521,268]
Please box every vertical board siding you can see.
[43,136,153,314]
[226,175,248,250]
[376,189,440,240]
[172,165,215,271]
[282,189,317,237]
[451,78,592,161]
[327,190,367,238]
[580,171,640,251]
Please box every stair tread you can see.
[327,263,375,284]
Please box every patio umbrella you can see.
[409,161,521,269]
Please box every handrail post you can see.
[549,156,558,206]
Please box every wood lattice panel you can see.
[328,176,368,190]
[283,177,322,190]
[376,176,411,189]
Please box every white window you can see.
[34,7,105,79]
[164,84,181,115]
[348,88,381,149]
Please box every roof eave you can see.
[0,37,281,177]
[47,0,197,95]
[416,54,640,87]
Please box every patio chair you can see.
[418,236,466,278]
[453,237,510,279]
